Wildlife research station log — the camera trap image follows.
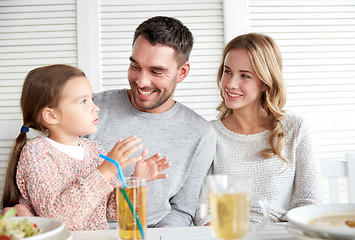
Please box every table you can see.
[72,223,297,240]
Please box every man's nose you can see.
[136,71,151,88]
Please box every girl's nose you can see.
[93,103,99,113]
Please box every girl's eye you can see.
[81,99,87,104]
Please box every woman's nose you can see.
[226,76,239,89]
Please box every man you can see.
[89,16,216,227]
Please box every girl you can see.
[194,33,322,225]
[1,64,170,230]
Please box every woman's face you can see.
[221,49,265,112]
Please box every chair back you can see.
[320,152,355,203]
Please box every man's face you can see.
[128,36,189,114]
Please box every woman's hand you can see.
[132,148,171,182]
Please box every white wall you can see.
[0,0,354,203]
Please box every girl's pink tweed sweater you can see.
[16,136,118,231]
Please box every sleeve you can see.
[284,117,323,219]
[106,178,119,219]
[155,127,217,227]
[16,143,114,227]
[193,167,212,226]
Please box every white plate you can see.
[286,204,355,240]
[50,228,73,240]
[286,224,321,240]
[11,217,65,239]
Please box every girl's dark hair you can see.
[1,64,85,208]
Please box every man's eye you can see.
[152,71,163,75]
[131,64,140,70]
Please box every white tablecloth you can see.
[72,223,297,240]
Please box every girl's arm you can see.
[16,137,142,229]
[98,135,143,180]
[17,148,112,228]
[106,180,118,220]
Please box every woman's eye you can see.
[241,74,250,79]
[224,69,232,75]
[81,99,87,104]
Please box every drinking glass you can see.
[117,177,147,240]
[208,175,270,240]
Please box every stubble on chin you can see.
[132,89,174,111]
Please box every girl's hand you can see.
[98,135,143,180]
[132,148,171,182]
[1,204,33,217]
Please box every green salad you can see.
[0,208,41,239]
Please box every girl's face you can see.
[221,49,265,113]
[51,76,99,141]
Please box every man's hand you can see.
[133,148,171,182]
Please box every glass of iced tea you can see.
[208,175,269,240]
[117,177,147,240]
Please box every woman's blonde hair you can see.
[217,33,287,164]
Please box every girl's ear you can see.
[41,107,59,125]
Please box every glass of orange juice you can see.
[208,175,269,240]
[117,177,147,240]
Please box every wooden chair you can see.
[320,153,355,203]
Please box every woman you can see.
[194,33,322,225]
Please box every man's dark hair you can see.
[133,16,194,66]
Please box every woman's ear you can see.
[41,107,59,125]
[262,83,267,92]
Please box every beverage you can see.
[208,175,270,240]
[209,192,250,240]
[117,178,147,240]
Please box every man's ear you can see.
[177,61,190,83]
[41,107,59,125]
